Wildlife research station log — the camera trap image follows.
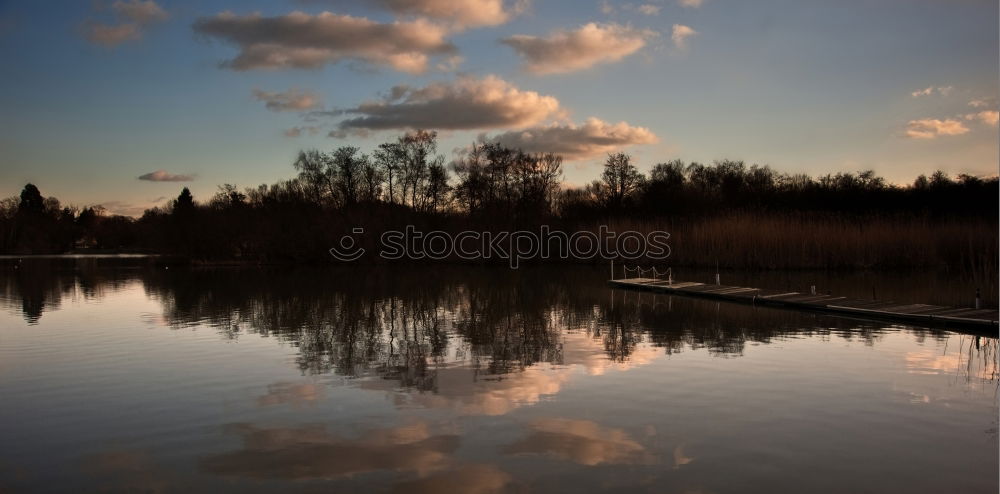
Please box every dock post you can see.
[975,288,981,309]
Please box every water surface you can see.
[1,260,997,493]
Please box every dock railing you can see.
[613,261,672,286]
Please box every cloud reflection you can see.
[905,337,998,381]
[200,422,458,480]
[80,449,170,493]
[363,332,663,416]
[389,464,515,494]
[504,418,654,466]
[256,381,325,408]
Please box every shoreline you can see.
[1,252,997,272]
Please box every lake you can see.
[1,258,997,493]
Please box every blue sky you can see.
[0,0,996,215]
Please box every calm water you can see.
[1,259,997,493]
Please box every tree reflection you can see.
[0,258,143,323]
[2,259,995,387]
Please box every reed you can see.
[603,212,998,276]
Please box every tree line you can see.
[0,129,996,262]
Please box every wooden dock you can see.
[609,278,999,331]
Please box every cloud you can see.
[671,24,697,49]
[113,0,169,24]
[138,170,195,182]
[501,23,655,75]
[636,4,661,15]
[968,98,995,109]
[319,0,528,29]
[334,75,561,134]
[481,117,658,159]
[603,3,664,16]
[284,126,323,137]
[910,85,952,98]
[84,23,142,46]
[192,11,456,73]
[298,0,526,29]
[679,0,703,7]
[903,118,970,139]
[965,110,999,126]
[252,88,322,112]
[83,0,168,47]
[436,55,464,72]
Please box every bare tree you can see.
[374,142,403,205]
[600,153,644,210]
[293,150,334,205]
[332,146,364,207]
[360,160,384,203]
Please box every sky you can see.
[0,0,997,216]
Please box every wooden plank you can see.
[823,298,874,306]
[877,304,945,314]
[894,305,950,314]
[715,287,763,296]
[759,292,801,299]
[833,300,898,309]
[698,287,748,295]
[682,284,734,293]
[667,282,704,289]
[944,309,999,319]
[781,294,843,303]
[922,308,989,317]
[608,278,997,332]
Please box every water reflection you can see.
[0,259,997,493]
[136,266,991,381]
[80,449,171,494]
[256,381,326,408]
[387,464,513,494]
[0,258,144,323]
[200,422,460,480]
[905,334,999,382]
[504,418,655,466]
[1,260,996,385]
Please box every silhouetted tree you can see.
[1,131,996,263]
[332,146,364,207]
[174,188,195,213]
[598,153,645,210]
[360,160,384,203]
[18,184,44,214]
[211,184,246,209]
[374,142,404,205]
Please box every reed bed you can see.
[603,213,997,276]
